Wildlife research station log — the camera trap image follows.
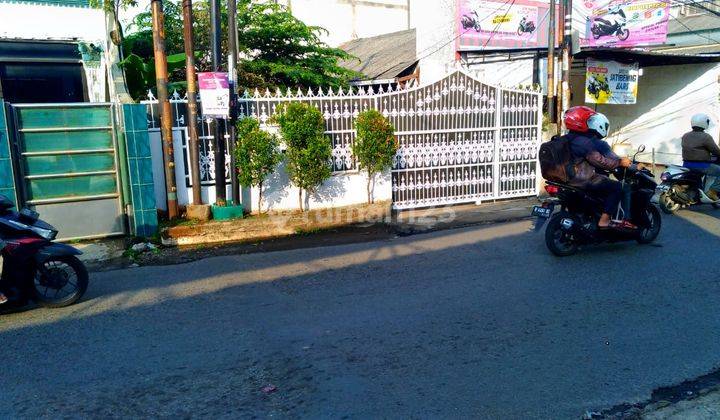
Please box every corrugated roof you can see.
[339,29,417,81]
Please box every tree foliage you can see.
[353,110,397,204]
[273,103,332,211]
[234,118,281,214]
[121,0,358,100]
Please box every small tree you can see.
[234,118,281,214]
[273,102,332,211]
[353,110,397,204]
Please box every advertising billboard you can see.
[457,0,560,50]
[580,0,670,48]
[585,59,639,104]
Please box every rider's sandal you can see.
[599,220,637,231]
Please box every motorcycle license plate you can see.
[532,205,553,218]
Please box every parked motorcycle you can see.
[656,165,720,214]
[0,195,88,310]
[461,11,481,32]
[590,8,630,41]
[533,146,662,256]
[517,17,536,35]
[587,76,611,100]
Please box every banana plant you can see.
[120,52,191,101]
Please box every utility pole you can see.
[228,0,240,205]
[151,0,179,218]
[210,0,226,206]
[547,0,557,125]
[561,0,573,121]
[182,0,202,206]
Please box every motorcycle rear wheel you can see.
[659,192,681,214]
[545,213,579,257]
[637,205,662,244]
[32,256,89,308]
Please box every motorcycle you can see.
[0,195,88,310]
[590,9,630,41]
[533,146,662,256]
[587,76,611,100]
[517,17,536,35]
[461,11,481,32]
[656,165,720,214]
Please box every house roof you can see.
[339,29,417,82]
[668,14,720,35]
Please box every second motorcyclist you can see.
[681,113,720,200]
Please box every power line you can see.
[415,0,515,62]
[672,15,720,43]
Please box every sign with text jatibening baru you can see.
[585,59,639,105]
[198,72,230,118]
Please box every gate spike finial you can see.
[318,86,325,97]
[147,89,156,101]
[264,88,272,98]
[307,87,314,97]
[275,87,283,98]
[338,86,344,96]
[253,88,261,98]
[243,89,250,99]
[297,87,303,97]
[286,87,293,98]
[328,87,335,96]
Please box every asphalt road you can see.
[2,208,720,419]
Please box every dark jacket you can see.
[567,132,620,185]
[681,129,720,163]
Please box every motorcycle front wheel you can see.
[545,213,579,257]
[517,27,524,35]
[637,205,662,244]
[32,256,89,308]
[659,192,681,214]
[618,29,630,41]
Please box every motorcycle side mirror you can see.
[632,145,646,163]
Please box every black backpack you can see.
[539,135,575,183]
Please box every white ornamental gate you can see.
[385,70,542,209]
[150,70,543,211]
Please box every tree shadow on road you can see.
[1,208,720,418]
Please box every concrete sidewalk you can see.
[394,197,538,235]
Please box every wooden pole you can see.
[182,0,202,205]
[151,0,179,218]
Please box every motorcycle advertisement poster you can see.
[580,0,670,48]
[198,72,230,118]
[585,59,639,104]
[457,0,560,50]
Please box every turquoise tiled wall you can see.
[0,100,17,207]
[122,104,158,238]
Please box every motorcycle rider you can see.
[564,106,636,229]
[681,113,720,200]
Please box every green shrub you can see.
[273,102,332,211]
[234,118,281,214]
[353,110,397,204]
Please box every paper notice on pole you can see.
[198,72,230,118]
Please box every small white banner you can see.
[198,72,230,118]
[585,59,639,105]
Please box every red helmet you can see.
[564,106,596,133]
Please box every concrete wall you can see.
[149,129,391,213]
[570,62,720,165]
[286,0,412,46]
[0,2,105,42]
[413,0,457,84]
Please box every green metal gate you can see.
[9,103,126,240]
